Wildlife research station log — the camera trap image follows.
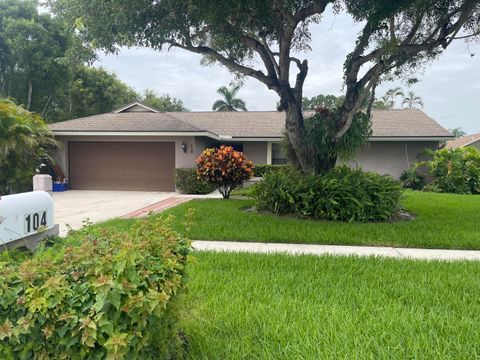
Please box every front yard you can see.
[164,191,480,250]
[180,252,480,359]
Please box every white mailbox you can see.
[0,191,59,251]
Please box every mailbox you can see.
[0,191,59,251]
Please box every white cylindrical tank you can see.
[0,191,55,245]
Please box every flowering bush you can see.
[196,145,254,199]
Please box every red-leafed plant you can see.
[196,145,254,199]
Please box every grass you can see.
[180,251,480,359]
[164,191,480,250]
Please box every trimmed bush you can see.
[196,145,254,199]
[0,215,190,359]
[419,147,480,194]
[175,168,216,194]
[253,166,403,222]
[253,164,290,177]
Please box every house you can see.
[446,133,480,151]
[49,103,453,191]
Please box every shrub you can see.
[0,215,190,359]
[0,99,57,195]
[175,168,216,194]
[419,147,480,194]
[253,166,403,222]
[253,164,290,177]
[196,145,254,199]
[400,168,426,190]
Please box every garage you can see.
[68,141,175,191]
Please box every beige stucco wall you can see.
[243,142,268,164]
[52,136,440,181]
[344,141,439,178]
[53,135,197,177]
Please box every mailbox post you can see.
[0,191,59,251]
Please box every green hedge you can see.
[253,164,290,177]
[253,166,403,222]
[419,147,480,194]
[0,216,190,359]
[175,168,216,194]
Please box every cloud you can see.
[97,11,480,134]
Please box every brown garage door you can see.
[69,142,175,191]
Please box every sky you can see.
[96,9,480,134]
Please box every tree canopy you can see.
[48,0,480,173]
[141,89,189,111]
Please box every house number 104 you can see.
[25,211,47,234]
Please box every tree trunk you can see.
[284,98,338,175]
[26,79,33,110]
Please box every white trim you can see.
[369,137,454,142]
[230,137,284,142]
[52,132,453,142]
[113,102,159,113]
[266,142,273,165]
[53,131,220,139]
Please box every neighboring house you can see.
[49,102,453,191]
[446,133,480,151]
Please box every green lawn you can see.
[164,191,480,250]
[180,252,480,359]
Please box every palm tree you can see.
[450,127,466,138]
[402,91,424,109]
[384,87,404,108]
[212,84,247,111]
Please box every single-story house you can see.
[446,133,480,150]
[49,102,453,191]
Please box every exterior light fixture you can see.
[181,142,187,153]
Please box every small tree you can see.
[196,145,254,199]
[0,99,57,195]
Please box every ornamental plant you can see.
[0,215,190,359]
[419,147,480,194]
[196,145,254,199]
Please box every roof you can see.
[446,133,480,148]
[50,104,453,141]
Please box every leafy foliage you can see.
[175,168,216,194]
[400,168,426,190]
[449,127,466,138]
[0,215,190,359]
[49,66,138,121]
[253,166,403,222]
[0,99,57,195]
[302,94,344,111]
[196,145,254,199]
[252,164,290,177]
[419,147,480,194]
[212,84,247,112]
[141,89,189,112]
[283,107,371,172]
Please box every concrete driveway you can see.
[52,190,175,236]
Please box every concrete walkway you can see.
[192,240,480,261]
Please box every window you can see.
[208,142,244,152]
[271,143,287,165]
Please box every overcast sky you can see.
[96,10,480,134]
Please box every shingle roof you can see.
[446,133,480,148]
[50,107,453,139]
[49,112,202,133]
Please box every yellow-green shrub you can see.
[0,215,190,359]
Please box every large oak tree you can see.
[50,0,480,173]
